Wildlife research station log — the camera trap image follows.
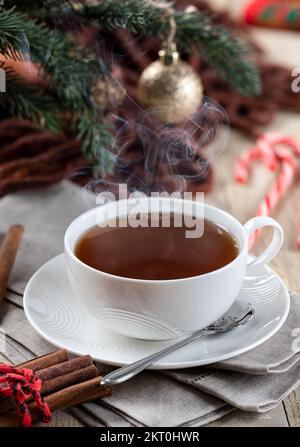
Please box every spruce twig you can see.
[0,62,62,133]
[0,12,114,172]
[4,1,260,96]
[0,7,29,59]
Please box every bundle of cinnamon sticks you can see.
[0,225,112,427]
[0,350,113,427]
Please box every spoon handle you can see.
[100,328,213,387]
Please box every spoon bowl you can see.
[208,301,254,333]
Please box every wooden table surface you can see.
[1,2,300,429]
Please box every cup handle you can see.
[244,216,284,272]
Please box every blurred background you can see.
[0,0,299,197]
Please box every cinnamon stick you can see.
[18,350,69,371]
[0,225,24,307]
[0,354,96,414]
[36,355,92,380]
[0,377,113,427]
[41,365,97,395]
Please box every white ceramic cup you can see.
[64,197,283,340]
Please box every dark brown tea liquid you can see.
[75,215,239,281]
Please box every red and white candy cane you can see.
[235,133,300,249]
[235,136,278,184]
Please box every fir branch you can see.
[7,14,114,172]
[78,110,115,175]
[174,11,261,97]
[25,22,96,108]
[0,6,101,112]
[1,1,261,96]
[27,24,114,172]
[2,1,73,14]
[0,4,118,172]
[79,0,162,34]
[0,7,29,59]
[0,70,62,133]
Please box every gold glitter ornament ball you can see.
[138,44,203,123]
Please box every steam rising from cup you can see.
[84,96,229,204]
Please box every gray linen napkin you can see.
[207,292,300,375]
[166,294,300,413]
[0,181,299,427]
[0,182,90,294]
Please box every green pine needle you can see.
[0,63,62,133]
[79,0,161,33]
[174,12,261,97]
[77,110,115,175]
[0,7,29,59]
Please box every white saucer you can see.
[24,254,290,370]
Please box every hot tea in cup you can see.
[75,215,239,281]
[64,197,283,340]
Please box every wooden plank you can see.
[35,411,84,428]
[284,389,300,427]
[208,406,289,427]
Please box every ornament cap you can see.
[159,42,179,66]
